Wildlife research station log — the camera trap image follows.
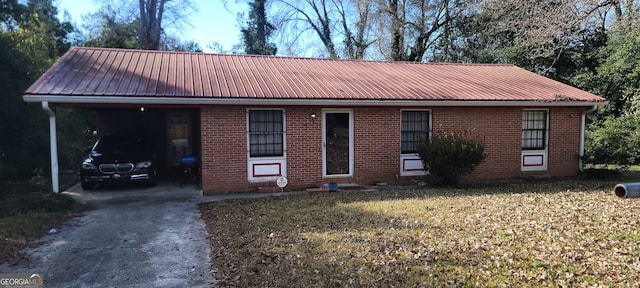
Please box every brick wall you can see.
[431,106,584,181]
[286,108,323,189]
[432,107,522,180]
[199,105,586,194]
[352,107,401,185]
[546,107,584,177]
[200,107,248,192]
[285,107,401,188]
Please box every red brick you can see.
[200,106,587,194]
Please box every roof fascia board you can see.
[23,95,607,107]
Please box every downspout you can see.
[579,105,598,172]
[42,101,59,193]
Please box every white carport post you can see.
[42,101,59,193]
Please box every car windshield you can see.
[93,135,148,155]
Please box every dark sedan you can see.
[80,134,157,190]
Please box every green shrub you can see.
[417,131,487,186]
[584,114,640,167]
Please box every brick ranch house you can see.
[23,47,606,194]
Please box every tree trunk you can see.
[256,0,267,43]
[354,0,371,59]
[388,0,404,61]
[138,0,165,50]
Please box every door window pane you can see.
[325,112,350,175]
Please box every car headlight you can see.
[135,161,152,169]
[82,161,97,170]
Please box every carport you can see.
[32,103,201,193]
[94,107,200,175]
[23,47,205,193]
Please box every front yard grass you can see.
[199,179,640,287]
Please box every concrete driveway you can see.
[1,183,215,287]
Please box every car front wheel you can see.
[147,169,157,187]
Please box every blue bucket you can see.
[179,155,198,164]
[328,182,338,192]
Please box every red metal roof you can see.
[24,47,605,104]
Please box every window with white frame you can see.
[522,110,547,150]
[401,111,430,154]
[248,110,284,157]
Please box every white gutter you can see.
[579,105,599,172]
[23,95,607,108]
[42,101,59,193]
